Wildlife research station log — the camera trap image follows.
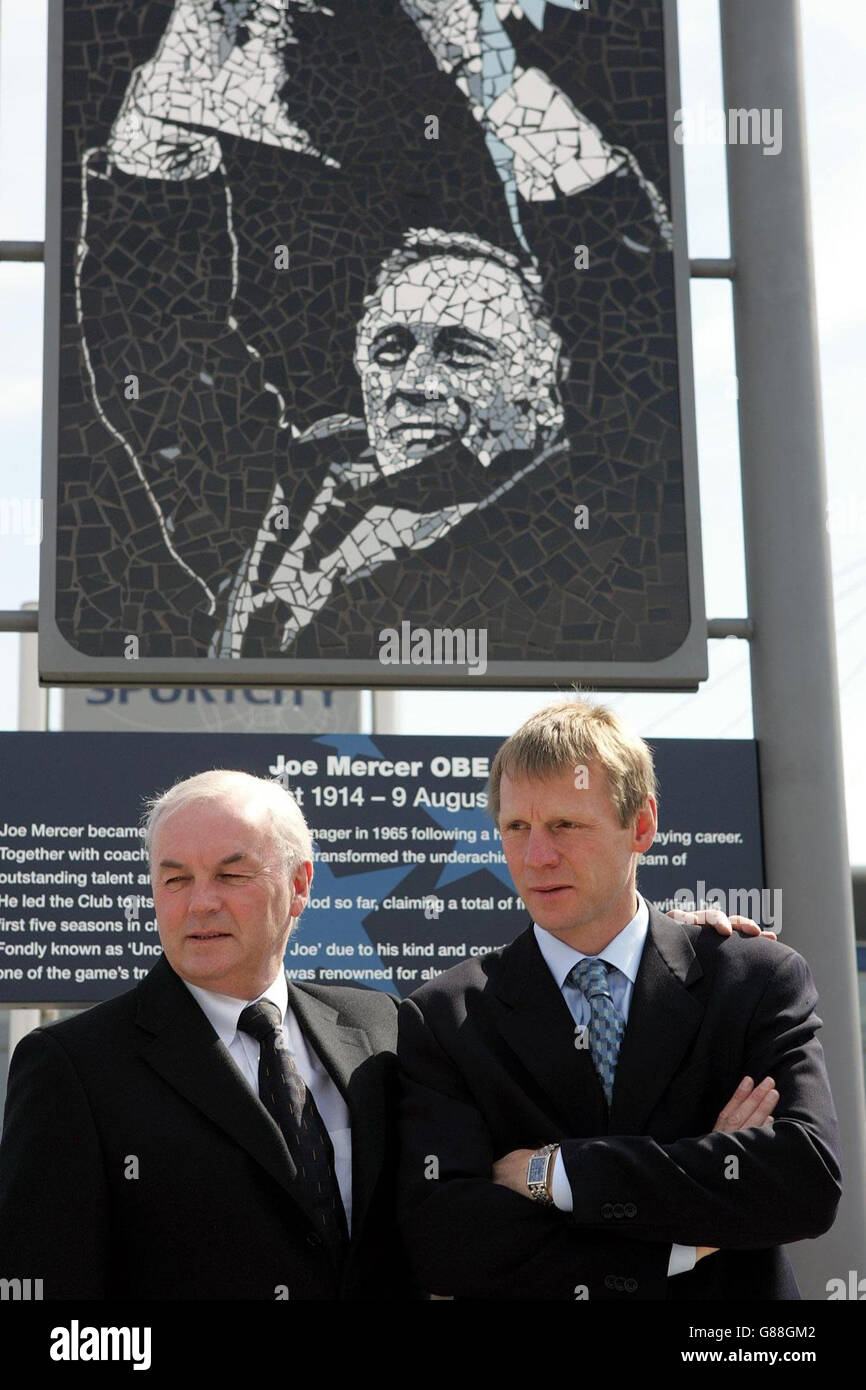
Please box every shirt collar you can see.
[184,969,289,1048]
[533,894,650,990]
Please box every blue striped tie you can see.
[568,958,625,1106]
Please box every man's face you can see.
[151,796,311,999]
[355,254,562,475]
[497,762,656,947]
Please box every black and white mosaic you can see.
[54,0,691,670]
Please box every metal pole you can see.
[720,0,866,1296]
[17,600,48,729]
[372,690,401,735]
[2,12,49,1080]
[3,605,48,1080]
[0,609,37,630]
[0,240,43,261]
[689,258,735,280]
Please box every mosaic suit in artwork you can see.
[56,0,690,668]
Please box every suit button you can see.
[613,1203,624,1219]
[625,1278,638,1293]
[602,1203,613,1219]
[614,1276,625,1292]
[306,1232,323,1248]
[624,1203,637,1218]
[604,1274,616,1289]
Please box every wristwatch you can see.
[526,1143,559,1205]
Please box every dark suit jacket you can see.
[212,427,687,667]
[0,956,410,1300]
[397,908,841,1300]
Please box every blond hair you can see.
[488,699,656,827]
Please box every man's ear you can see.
[289,859,314,919]
[633,796,658,853]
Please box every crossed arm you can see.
[550,952,841,1250]
[397,949,841,1299]
[397,997,673,1300]
[493,1074,780,1265]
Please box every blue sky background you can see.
[0,0,863,861]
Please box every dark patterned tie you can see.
[567,958,626,1106]
[237,999,348,1251]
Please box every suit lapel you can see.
[492,926,609,1134]
[286,982,382,1245]
[134,958,321,1230]
[609,908,704,1132]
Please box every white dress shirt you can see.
[533,895,696,1277]
[184,970,354,1234]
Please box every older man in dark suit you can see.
[397,700,842,1299]
[0,770,407,1299]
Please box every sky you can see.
[0,0,863,860]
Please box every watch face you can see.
[528,1155,547,1186]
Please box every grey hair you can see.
[141,769,313,872]
[368,227,552,325]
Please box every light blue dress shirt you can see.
[532,895,696,1277]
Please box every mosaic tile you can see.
[54,0,691,669]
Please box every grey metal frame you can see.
[720,0,866,1297]
[36,0,708,689]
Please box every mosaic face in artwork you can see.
[52,0,692,674]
